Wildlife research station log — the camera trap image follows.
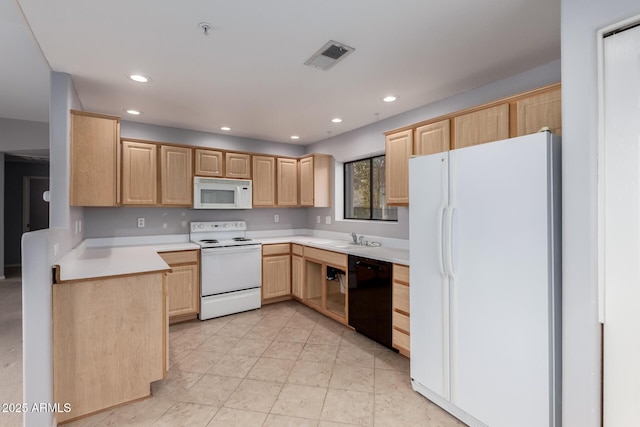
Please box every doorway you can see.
[599,17,640,426]
[23,176,49,232]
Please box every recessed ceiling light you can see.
[220,126,231,131]
[129,74,152,83]
[125,109,142,115]
[383,96,397,103]
[331,118,342,123]
[290,135,300,140]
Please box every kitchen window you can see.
[344,155,397,221]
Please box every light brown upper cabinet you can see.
[414,120,450,156]
[225,152,251,179]
[194,149,223,177]
[385,129,413,206]
[252,155,276,207]
[453,104,510,149]
[70,110,121,206]
[121,140,158,205]
[299,154,332,207]
[515,87,562,136]
[277,158,299,207]
[160,145,193,206]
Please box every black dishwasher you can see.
[348,255,393,349]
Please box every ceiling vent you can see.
[304,40,355,71]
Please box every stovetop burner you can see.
[232,237,252,242]
[200,239,219,244]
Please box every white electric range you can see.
[190,221,262,320]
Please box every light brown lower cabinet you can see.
[392,264,410,357]
[262,244,292,302]
[159,250,200,323]
[292,254,304,299]
[302,247,348,325]
[52,272,167,423]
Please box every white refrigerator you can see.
[409,132,561,427]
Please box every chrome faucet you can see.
[350,232,358,244]
[358,235,365,246]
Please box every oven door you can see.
[200,245,262,296]
[194,185,239,209]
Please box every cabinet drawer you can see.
[393,329,410,352]
[393,282,410,314]
[262,243,290,256]
[393,264,410,283]
[304,247,347,268]
[393,311,410,334]
[291,244,304,256]
[159,250,198,265]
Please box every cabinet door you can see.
[262,255,291,299]
[277,158,298,206]
[195,149,223,177]
[453,103,509,149]
[166,264,199,320]
[225,152,251,178]
[161,145,193,206]
[299,157,314,206]
[70,111,120,206]
[414,120,450,156]
[253,155,276,207]
[122,140,157,205]
[291,255,303,299]
[516,87,562,136]
[385,129,413,205]
[392,264,410,356]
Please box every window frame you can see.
[343,154,397,221]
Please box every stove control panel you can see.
[190,221,247,232]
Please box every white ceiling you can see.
[0,0,49,122]
[6,0,560,145]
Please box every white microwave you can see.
[193,177,252,209]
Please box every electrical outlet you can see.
[325,216,331,225]
[53,243,59,257]
[137,217,145,228]
[78,220,82,233]
[316,216,321,224]
[74,220,79,235]
[274,214,280,223]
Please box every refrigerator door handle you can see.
[438,207,446,276]
[445,205,456,278]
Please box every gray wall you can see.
[304,60,561,240]
[560,1,640,425]
[122,121,305,157]
[84,207,307,238]
[0,118,49,153]
[49,72,84,260]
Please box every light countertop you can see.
[256,235,410,266]
[55,233,408,282]
[54,242,199,282]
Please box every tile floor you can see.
[0,268,23,427]
[64,300,466,427]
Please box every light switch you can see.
[325,216,331,225]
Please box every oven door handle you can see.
[201,245,262,256]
